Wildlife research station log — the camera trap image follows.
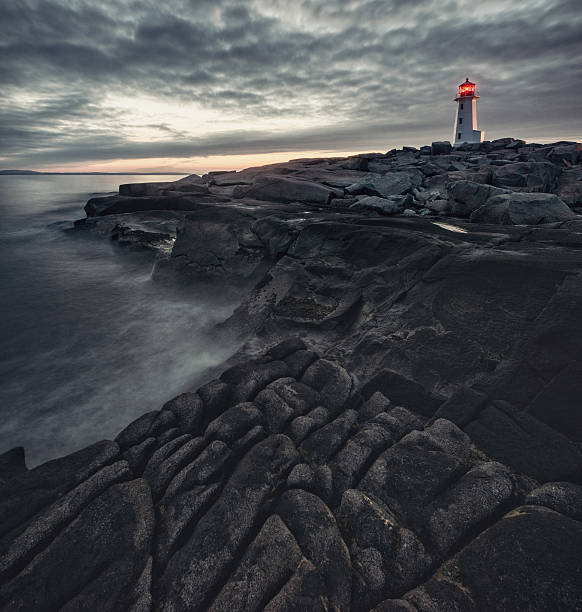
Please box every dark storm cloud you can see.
[1,0,581,168]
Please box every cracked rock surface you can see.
[3,139,582,610]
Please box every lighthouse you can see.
[453,78,485,146]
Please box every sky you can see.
[1,0,581,173]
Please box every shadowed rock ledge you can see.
[2,138,582,610]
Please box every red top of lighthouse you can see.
[458,78,476,97]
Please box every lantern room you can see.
[456,78,477,99]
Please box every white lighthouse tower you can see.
[453,78,485,146]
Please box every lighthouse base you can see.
[454,129,485,147]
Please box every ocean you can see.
[0,175,235,466]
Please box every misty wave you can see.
[0,175,234,466]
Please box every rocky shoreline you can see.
[2,138,582,610]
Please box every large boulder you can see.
[119,174,205,196]
[448,179,576,224]
[424,168,493,196]
[555,166,582,206]
[0,479,154,611]
[243,175,338,204]
[470,192,575,225]
[84,194,223,217]
[431,141,452,155]
[119,182,175,196]
[350,194,412,215]
[338,156,369,171]
[491,161,561,192]
[346,170,422,198]
[548,143,581,166]
[447,180,510,217]
[488,137,517,149]
[404,505,582,611]
[155,205,276,289]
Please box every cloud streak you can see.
[1,0,581,169]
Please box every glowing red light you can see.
[458,79,476,97]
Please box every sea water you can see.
[0,175,235,466]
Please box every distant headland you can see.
[0,170,185,176]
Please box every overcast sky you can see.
[1,0,581,172]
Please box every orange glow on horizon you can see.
[29,149,368,175]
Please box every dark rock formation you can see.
[2,339,580,610]
[470,191,575,224]
[3,138,582,610]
